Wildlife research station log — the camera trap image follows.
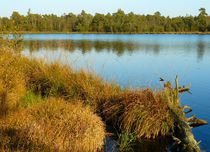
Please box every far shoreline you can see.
[2,31,210,35]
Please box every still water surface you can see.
[22,34,210,151]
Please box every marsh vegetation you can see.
[0,36,208,151]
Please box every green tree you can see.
[11,11,25,31]
[91,13,106,32]
[75,10,92,32]
[112,9,126,32]
[198,8,207,32]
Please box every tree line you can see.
[1,8,210,33]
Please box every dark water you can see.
[22,34,210,151]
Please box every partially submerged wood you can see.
[103,76,207,152]
[178,86,191,93]
[173,114,201,152]
[183,105,192,114]
[188,116,208,128]
[167,76,208,152]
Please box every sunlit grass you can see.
[0,48,26,117]
[103,88,185,139]
[0,98,105,151]
[22,57,121,110]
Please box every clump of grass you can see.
[0,98,105,151]
[0,34,23,52]
[19,90,43,108]
[0,48,26,117]
[23,58,121,109]
[117,132,137,152]
[103,88,182,139]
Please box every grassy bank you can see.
[0,39,203,151]
[0,39,119,151]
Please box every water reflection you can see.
[23,40,140,56]
[197,41,205,61]
[23,39,210,60]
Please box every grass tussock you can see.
[117,132,137,152]
[0,48,26,117]
[0,98,105,152]
[23,58,121,109]
[103,88,184,139]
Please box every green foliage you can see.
[19,90,42,108]
[198,8,208,32]
[0,8,209,33]
[117,132,137,152]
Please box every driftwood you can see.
[183,105,192,114]
[171,107,208,152]
[178,86,191,93]
[187,115,208,128]
[165,76,208,152]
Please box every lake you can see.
[21,34,210,151]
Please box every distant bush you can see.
[0,98,105,151]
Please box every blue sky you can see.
[0,0,209,17]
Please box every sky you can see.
[0,0,209,17]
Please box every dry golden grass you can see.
[0,48,26,117]
[23,58,121,110]
[0,98,105,152]
[103,88,184,139]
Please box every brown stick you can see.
[178,86,190,93]
[183,105,192,114]
[189,118,208,128]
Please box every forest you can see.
[0,8,210,33]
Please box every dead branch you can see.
[178,86,190,93]
[189,118,208,128]
[183,105,192,114]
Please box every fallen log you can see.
[173,114,201,152]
